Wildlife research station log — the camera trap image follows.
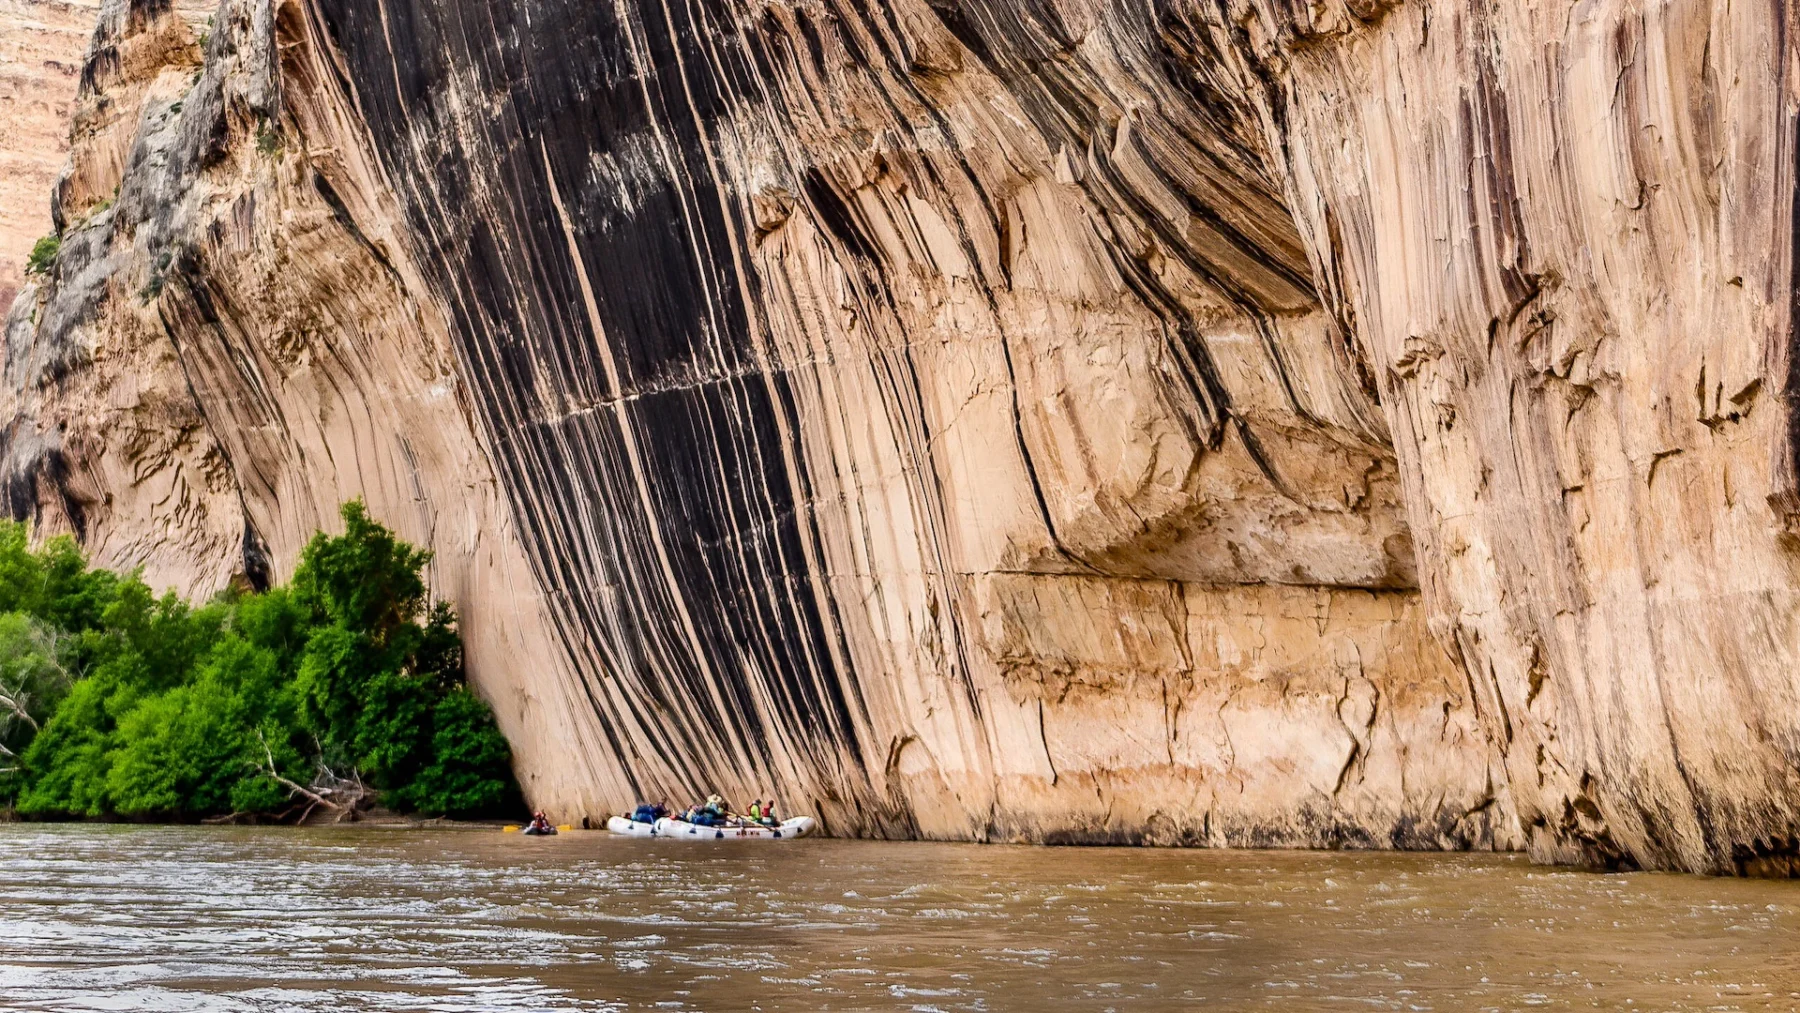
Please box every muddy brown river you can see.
[0,825,1795,1011]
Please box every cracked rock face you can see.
[3,0,1797,873]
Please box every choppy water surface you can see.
[0,826,1796,1011]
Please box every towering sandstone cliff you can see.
[2,0,1795,874]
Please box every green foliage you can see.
[294,501,430,643]
[25,235,60,275]
[0,502,518,820]
[394,688,519,816]
[0,613,73,788]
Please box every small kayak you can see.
[606,816,661,837]
[521,826,558,836]
[654,816,817,840]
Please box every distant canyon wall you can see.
[0,0,95,315]
[2,0,1797,874]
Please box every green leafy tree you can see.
[0,525,120,635]
[285,501,514,814]
[105,683,242,816]
[395,687,519,817]
[0,613,73,788]
[15,674,117,816]
[4,504,519,821]
[103,633,310,818]
[291,500,430,646]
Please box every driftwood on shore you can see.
[198,734,379,826]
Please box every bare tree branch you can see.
[253,730,372,824]
[256,730,337,811]
[0,615,70,744]
[0,690,39,733]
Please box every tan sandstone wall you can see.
[7,0,1798,873]
[1202,0,1800,873]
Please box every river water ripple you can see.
[0,825,1795,1011]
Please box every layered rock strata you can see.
[4,0,1797,873]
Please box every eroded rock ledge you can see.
[4,0,1797,874]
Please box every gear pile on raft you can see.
[605,794,818,840]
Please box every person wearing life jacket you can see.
[631,802,657,824]
[761,799,778,826]
[687,795,727,827]
[746,799,764,824]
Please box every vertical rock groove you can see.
[7,0,1800,872]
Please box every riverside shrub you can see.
[0,502,518,819]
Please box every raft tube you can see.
[654,816,818,840]
[605,816,661,837]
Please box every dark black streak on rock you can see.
[2,443,86,540]
[313,0,887,813]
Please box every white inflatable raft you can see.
[654,816,818,840]
[605,816,661,837]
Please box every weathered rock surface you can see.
[0,0,96,316]
[4,0,1797,873]
[1217,0,1800,875]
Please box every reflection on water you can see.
[0,825,1795,1011]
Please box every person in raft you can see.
[685,795,731,827]
[709,795,731,822]
[741,799,779,827]
[629,801,668,825]
[527,811,554,834]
